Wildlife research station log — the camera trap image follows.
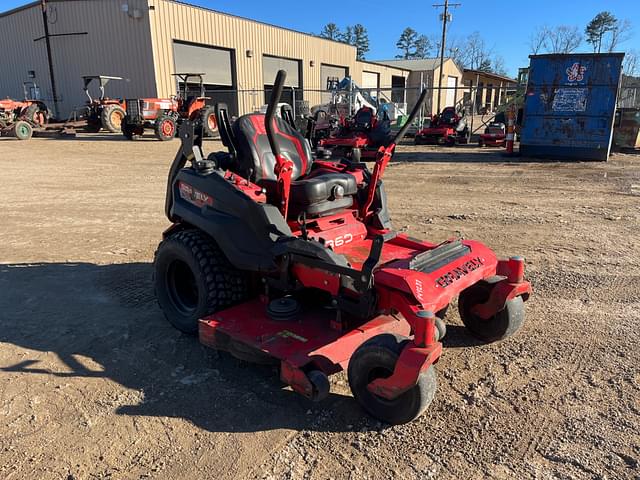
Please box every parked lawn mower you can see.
[0,88,49,140]
[478,122,506,148]
[318,106,392,159]
[82,75,126,133]
[415,106,469,146]
[154,70,531,424]
[122,73,217,141]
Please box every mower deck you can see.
[200,299,409,371]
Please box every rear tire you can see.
[154,229,248,334]
[23,104,48,127]
[348,334,437,425]
[458,282,525,342]
[12,121,32,140]
[101,105,125,133]
[154,115,176,141]
[200,106,218,137]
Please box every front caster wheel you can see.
[458,282,525,342]
[348,334,437,425]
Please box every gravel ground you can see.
[0,134,639,479]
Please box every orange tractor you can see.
[121,73,217,141]
[82,76,126,133]
[0,83,49,140]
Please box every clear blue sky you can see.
[5,0,639,76]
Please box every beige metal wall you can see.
[0,0,157,118]
[432,59,463,113]
[148,0,408,114]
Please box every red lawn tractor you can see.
[0,87,49,140]
[153,71,531,424]
[478,122,506,147]
[318,106,392,160]
[415,106,469,146]
[82,76,126,133]
[122,73,217,141]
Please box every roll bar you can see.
[264,70,294,218]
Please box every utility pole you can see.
[433,0,461,114]
[35,0,88,119]
[40,0,59,118]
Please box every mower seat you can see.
[232,114,357,217]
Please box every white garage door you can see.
[173,41,233,86]
[362,71,379,89]
[446,76,458,107]
[263,56,300,87]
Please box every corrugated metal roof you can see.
[374,58,451,71]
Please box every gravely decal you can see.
[435,257,484,287]
[178,181,213,207]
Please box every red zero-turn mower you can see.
[415,106,469,146]
[154,70,531,424]
[478,122,507,148]
[319,106,392,160]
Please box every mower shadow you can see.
[0,262,389,433]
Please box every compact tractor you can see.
[154,71,531,424]
[318,106,392,159]
[82,76,126,133]
[122,73,217,141]
[0,84,49,140]
[415,106,469,146]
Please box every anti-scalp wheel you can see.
[348,334,437,425]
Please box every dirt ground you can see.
[0,133,639,480]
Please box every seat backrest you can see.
[354,107,374,129]
[232,113,312,182]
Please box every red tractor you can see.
[121,73,217,141]
[82,76,126,133]
[415,106,469,146]
[153,71,531,425]
[0,85,49,140]
[478,122,507,147]
[318,106,392,159]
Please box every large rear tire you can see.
[200,106,218,138]
[101,105,125,133]
[348,334,437,425]
[458,281,525,342]
[22,104,48,127]
[154,229,247,334]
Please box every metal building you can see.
[0,0,409,118]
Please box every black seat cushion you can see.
[260,170,358,217]
[232,114,312,182]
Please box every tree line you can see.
[319,10,637,78]
[319,23,507,76]
[530,11,637,75]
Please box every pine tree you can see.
[319,23,341,41]
[353,24,369,60]
[413,35,432,59]
[341,26,355,46]
[585,11,617,53]
[396,28,418,59]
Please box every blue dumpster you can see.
[520,53,624,161]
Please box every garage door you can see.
[172,41,237,115]
[362,71,380,100]
[263,55,302,107]
[320,64,348,103]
